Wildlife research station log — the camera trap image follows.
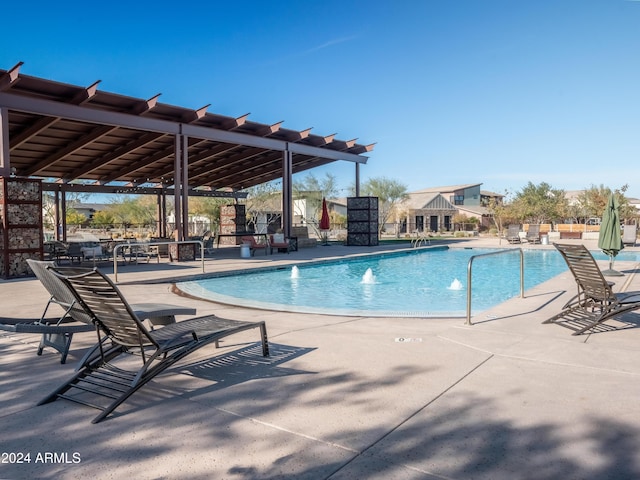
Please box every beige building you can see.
[401,183,504,233]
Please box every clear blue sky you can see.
[3,0,640,198]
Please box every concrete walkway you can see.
[1,237,640,479]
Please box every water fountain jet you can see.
[291,266,300,279]
[361,268,376,284]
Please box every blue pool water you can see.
[177,247,639,317]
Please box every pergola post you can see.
[173,134,182,241]
[180,134,189,240]
[282,147,293,238]
[60,190,67,242]
[54,188,61,240]
[156,190,163,237]
[0,107,9,177]
[355,163,360,197]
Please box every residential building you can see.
[401,184,504,232]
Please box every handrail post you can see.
[466,257,474,325]
[466,248,524,326]
[519,248,524,299]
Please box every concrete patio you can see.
[1,237,640,479]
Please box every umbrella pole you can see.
[603,253,623,277]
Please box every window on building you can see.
[451,195,464,205]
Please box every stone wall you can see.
[347,197,379,246]
[0,177,43,278]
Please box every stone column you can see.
[0,177,43,278]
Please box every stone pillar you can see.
[0,177,43,278]
[219,204,247,245]
[346,196,379,246]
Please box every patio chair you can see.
[38,266,269,423]
[202,231,215,255]
[269,233,292,253]
[65,242,84,264]
[16,260,196,363]
[505,224,521,244]
[526,224,541,244]
[623,224,637,247]
[543,243,640,335]
[240,235,269,255]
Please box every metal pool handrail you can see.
[466,248,524,325]
[113,240,204,283]
[411,235,431,248]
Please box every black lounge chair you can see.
[544,243,640,335]
[0,317,96,364]
[1,259,197,364]
[38,266,269,423]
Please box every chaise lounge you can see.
[505,224,521,244]
[544,243,640,335]
[526,224,541,244]
[623,224,637,247]
[0,259,197,364]
[38,266,269,423]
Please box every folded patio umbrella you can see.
[598,193,624,276]
[319,198,330,245]
[319,198,330,231]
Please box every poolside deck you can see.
[2,237,640,479]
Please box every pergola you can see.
[0,62,374,239]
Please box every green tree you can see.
[42,192,56,229]
[65,208,87,226]
[453,213,479,232]
[292,173,340,229]
[575,184,635,223]
[91,210,116,228]
[510,182,568,224]
[486,191,519,240]
[360,177,409,234]
[188,196,226,233]
[294,172,340,200]
[102,196,157,236]
[243,181,281,232]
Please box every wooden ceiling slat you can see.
[22,124,117,177]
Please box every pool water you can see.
[177,247,639,317]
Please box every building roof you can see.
[457,205,492,216]
[0,63,373,193]
[403,192,457,211]
[409,183,482,194]
[481,190,504,198]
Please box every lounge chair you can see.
[526,224,541,244]
[9,260,196,363]
[43,240,68,262]
[0,317,95,364]
[201,231,215,255]
[623,224,637,247]
[65,242,84,264]
[240,235,269,255]
[543,243,640,335]
[269,233,292,253]
[505,224,521,244]
[38,266,268,423]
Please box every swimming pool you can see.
[176,247,639,317]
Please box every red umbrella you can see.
[319,198,330,230]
